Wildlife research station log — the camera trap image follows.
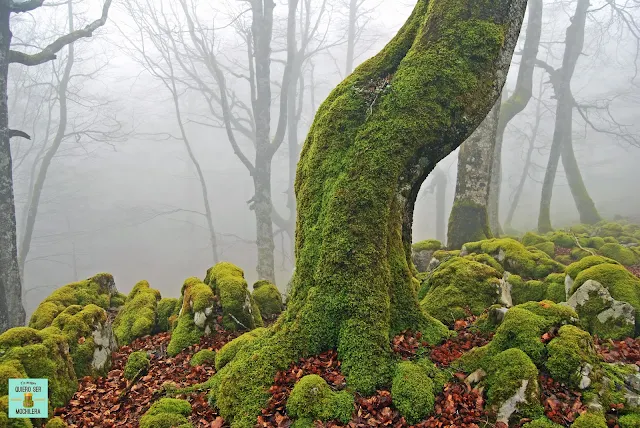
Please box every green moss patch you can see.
[287,375,353,424]
[572,412,607,428]
[252,281,283,320]
[420,257,501,324]
[156,298,180,333]
[113,280,160,345]
[545,325,595,387]
[124,351,150,381]
[599,243,639,266]
[391,361,436,423]
[0,395,33,427]
[190,349,216,367]
[412,239,442,252]
[139,398,192,428]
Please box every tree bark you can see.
[538,0,599,232]
[209,1,527,425]
[448,100,501,249]
[0,1,24,332]
[432,167,447,243]
[345,0,358,74]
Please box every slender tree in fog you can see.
[0,0,112,333]
[422,166,447,244]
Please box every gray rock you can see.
[565,275,574,301]
[626,373,640,393]
[91,321,117,372]
[427,257,441,272]
[500,272,513,307]
[579,363,593,389]
[497,379,529,424]
[412,249,435,273]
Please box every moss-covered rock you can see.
[156,298,180,333]
[572,412,607,428]
[573,263,640,312]
[139,398,192,428]
[167,277,216,356]
[619,413,640,428]
[0,360,26,396]
[597,222,625,239]
[29,273,116,330]
[522,417,563,427]
[113,280,160,345]
[511,276,548,305]
[391,361,436,423]
[0,395,33,427]
[522,232,549,247]
[109,292,126,308]
[547,231,575,249]
[215,328,267,371]
[599,243,639,266]
[566,256,620,281]
[124,351,150,381]
[533,242,556,258]
[462,238,564,279]
[205,263,262,331]
[486,348,541,423]
[412,239,442,252]
[0,327,77,409]
[543,274,566,303]
[287,375,353,424]
[190,349,216,367]
[251,281,283,320]
[44,417,68,427]
[545,325,596,388]
[419,257,501,323]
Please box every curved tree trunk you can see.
[433,167,447,243]
[561,132,602,224]
[448,100,501,249]
[209,1,527,425]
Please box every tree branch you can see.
[9,0,44,13]
[9,0,113,66]
[9,129,31,139]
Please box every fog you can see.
[8,0,640,317]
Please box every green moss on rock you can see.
[619,413,640,428]
[511,277,547,305]
[391,361,435,423]
[522,417,563,427]
[215,328,267,371]
[156,298,180,333]
[543,274,566,303]
[139,398,192,428]
[124,351,150,381]
[522,232,549,247]
[252,281,283,320]
[0,395,33,428]
[205,263,262,331]
[412,239,442,252]
[0,360,26,395]
[572,412,607,428]
[547,231,575,249]
[533,242,555,258]
[573,264,640,310]
[113,280,160,345]
[599,243,639,266]
[420,257,501,324]
[462,238,564,279]
[545,325,595,387]
[190,349,216,367]
[45,417,67,427]
[287,375,353,424]
[566,256,620,280]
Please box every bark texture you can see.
[448,101,501,249]
[207,1,528,427]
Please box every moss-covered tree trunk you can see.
[210,1,528,426]
[447,101,500,249]
[538,0,600,232]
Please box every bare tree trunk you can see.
[345,0,357,74]
[488,123,504,236]
[433,167,446,243]
[19,0,75,280]
[561,134,601,224]
[447,100,501,249]
[538,0,593,232]
[0,1,24,332]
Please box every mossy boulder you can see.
[190,349,216,367]
[572,412,607,428]
[29,273,117,330]
[510,276,548,306]
[167,277,216,356]
[156,298,180,333]
[0,360,26,396]
[543,274,566,303]
[412,240,442,272]
[44,417,68,428]
[533,242,555,258]
[596,222,625,239]
[420,257,501,324]
[0,395,33,427]
[391,361,436,423]
[113,280,161,345]
[619,413,640,428]
[462,238,564,279]
[522,232,549,247]
[0,327,77,409]
[486,348,541,424]
[522,417,563,427]
[545,325,596,388]
[599,243,639,266]
[251,281,283,320]
[205,263,263,331]
[139,398,192,428]
[286,375,353,424]
[124,351,150,381]
[572,263,640,313]
[215,328,267,371]
[546,231,575,249]
[566,280,636,340]
[566,256,620,282]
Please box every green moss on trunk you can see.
[447,201,492,250]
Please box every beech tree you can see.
[0,0,112,333]
[205,1,528,426]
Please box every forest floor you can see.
[54,314,640,428]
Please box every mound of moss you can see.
[156,297,180,332]
[0,394,33,427]
[572,412,607,428]
[522,232,550,247]
[190,349,216,367]
[545,325,596,388]
[205,263,262,331]
[167,277,216,356]
[412,239,442,252]
[215,328,267,371]
[419,257,501,323]
[44,417,67,428]
[462,238,564,279]
[0,327,77,409]
[139,398,193,428]
[510,275,548,305]
[522,417,563,427]
[391,361,436,423]
[572,263,640,311]
[124,351,150,381]
[50,304,109,377]
[113,280,161,346]
[29,273,117,330]
[251,281,283,320]
[619,413,640,428]
[599,243,639,266]
[486,348,541,423]
[286,375,353,424]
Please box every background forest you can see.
[8,0,640,317]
